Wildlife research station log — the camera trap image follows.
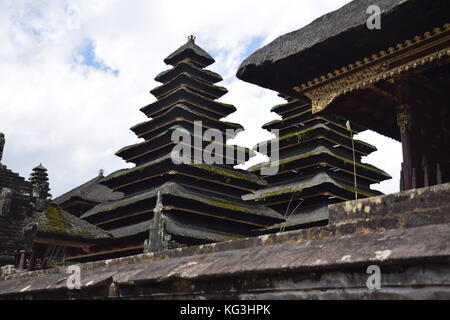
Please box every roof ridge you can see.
[164,40,215,67]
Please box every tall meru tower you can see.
[77,36,283,261]
[244,96,391,232]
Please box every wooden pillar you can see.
[395,80,423,191]
[396,102,414,191]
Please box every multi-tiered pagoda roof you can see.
[54,170,124,218]
[77,37,283,262]
[244,97,391,231]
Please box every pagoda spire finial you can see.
[188,35,196,44]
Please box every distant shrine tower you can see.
[244,96,391,232]
[78,36,283,261]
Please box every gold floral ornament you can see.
[293,24,450,114]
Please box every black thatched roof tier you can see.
[54,172,124,209]
[164,39,215,67]
[131,104,242,141]
[31,164,48,172]
[263,107,366,133]
[150,72,228,100]
[163,217,245,242]
[270,99,310,118]
[251,145,391,183]
[109,216,244,242]
[116,125,254,166]
[155,61,222,84]
[107,220,149,238]
[82,182,282,225]
[36,202,111,241]
[236,0,449,95]
[140,87,237,119]
[100,153,267,194]
[29,164,49,183]
[261,205,329,232]
[256,123,377,157]
[243,172,382,203]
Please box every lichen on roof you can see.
[257,123,376,151]
[192,164,267,186]
[83,182,282,220]
[37,201,111,239]
[201,196,262,215]
[243,172,379,202]
[263,109,311,128]
[271,99,309,112]
[251,145,391,179]
[104,152,265,188]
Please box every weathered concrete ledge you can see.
[329,183,450,225]
[0,184,449,299]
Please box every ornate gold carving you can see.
[302,63,388,113]
[293,24,450,114]
[307,92,338,114]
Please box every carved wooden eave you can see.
[292,24,450,114]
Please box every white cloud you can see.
[0,0,401,197]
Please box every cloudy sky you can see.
[0,0,402,197]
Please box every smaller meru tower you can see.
[244,96,391,232]
[78,36,283,261]
[29,164,51,199]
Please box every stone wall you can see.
[0,183,449,300]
